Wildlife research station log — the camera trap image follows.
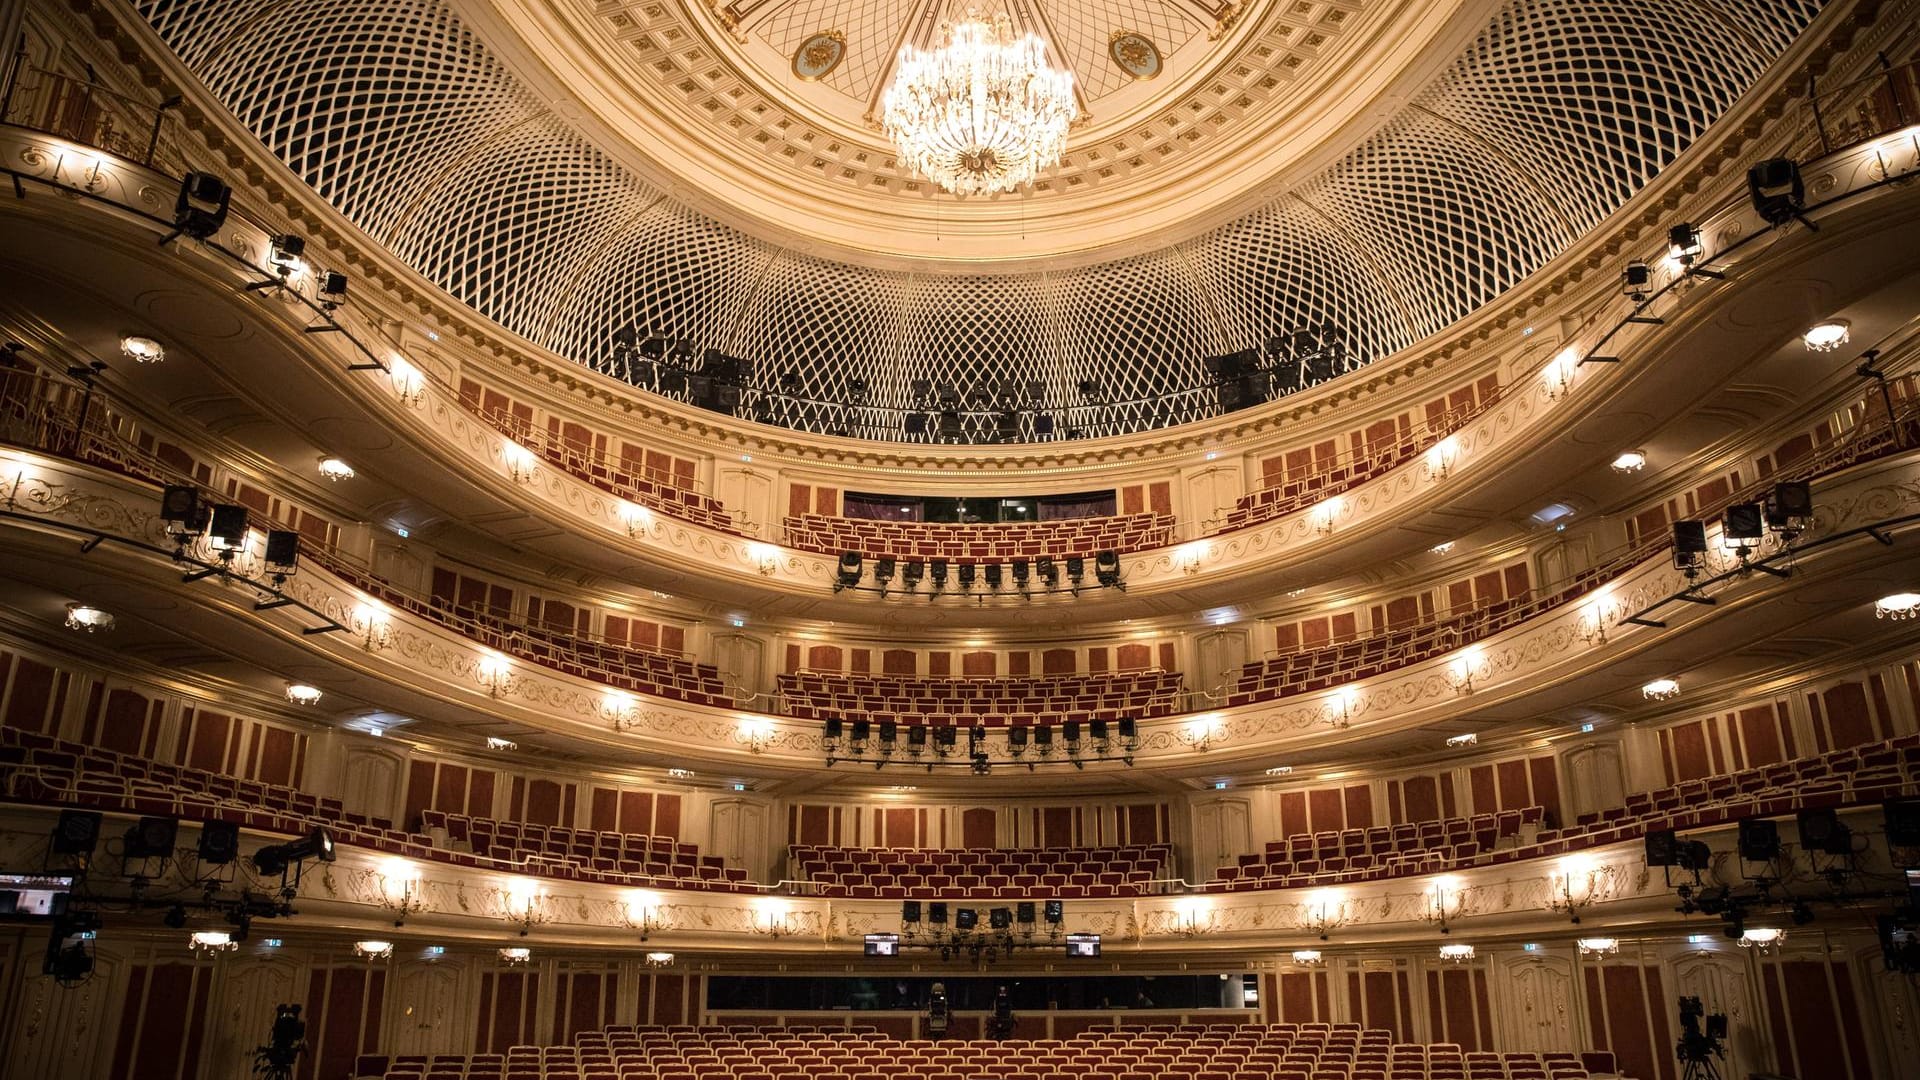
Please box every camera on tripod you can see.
[926,981,950,1039]
[1676,996,1728,1080]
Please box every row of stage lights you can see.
[823,716,1140,772]
[834,550,1122,598]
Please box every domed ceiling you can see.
[134,0,1824,444]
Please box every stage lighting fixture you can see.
[1009,725,1029,751]
[1790,901,1816,926]
[1621,259,1652,301]
[1645,829,1679,867]
[197,820,240,865]
[1722,503,1763,548]
[318,270,349,308]
[171,171,231,240]
[824,718,844,742]
[929,902,949,925]
[1089,719,1109,742]
[1767,481,1812,529]
[907,725,928,750]
[1748,158,1806,227]
[1063,721,1081,746]
[904,413,928,436]
[1672,521,1707,573]
[163,902,188,929]
[1095,551,1120,587]
[902,561,925,590]
[984,563,1003,590]
[1033,414,1055,437]
[1037,557,1058,587]
[936,410,963,442]
[1884,798,1920,847]
[874,558,897,589]
[207,504,250,552]
[836,552,863,590]
[989,907,1013,930]
[1117,717,1137,742]
[1668,223,1703,265]
[1737,818,1780,862]
[264,531,300,575]
[851,720,871,744]
[929,559,949,591]
[1017,901,1036,924]
[1045,900,1064,924]
[879,721,897,746]
[267,234,306,276]
[122,816,178,860]
[1012,560,1030,590]
[1034,725,1053,749]
[958,564,977,590]
[1797,808,1852,855]
[934,726,957,749]
[902,900,922,924]
[1066,558,1085,589]
[160,485,208,536]
[955,907,978,931]
[251,826,336,877]
[51,810,102,855]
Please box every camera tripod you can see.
[1679,1050,1722,1080]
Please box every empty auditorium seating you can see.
[1209,737,1920,892]
[778,670,1184,728]
[783,511,1174,563]
[379,1025,1614,1080]
[789,844,1173,898]
[421,810,751,889]
[470,405,736,532]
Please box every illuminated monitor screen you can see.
[1065,933,1101,958]
[864,933,900,957]
[0,873,74,919]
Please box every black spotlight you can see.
[1677,840,1714,872]
[1011,560,1031,591]
[904,413,929,437]
[1884,798,1920,847]
[929,559,949,591]
[1036,557,1058,588]
[934,725,957,750]
[874,558,897,592]
[1767,481,1812,530]
[1737,818,1780,863]
[851,720,871,744]
[929,902,949,925]
[251,826,336,877]
[902,900,922,924]
[160,485,208,536]
[907,725,928,750]
[824,718,845,742]
[957,563,978,591]
[836,552,863,590]
[1062,720,1081,746]
[1034,725,1054,750]
[1094,551,1120,587]
[1672,521,1708,574]
[197,820,241,865]
[984,564,1003,590]
[1065,558,1085,590]
[989,907,1013,930]
[267,233,306,275]
[208,504,250,553]
[1748,158,1808,228]
[1044,900,1064,924]
[163,902,189,929]
[879,721,898,746]
[169,171,231,242]
[1008,725,1029,752]
[51,810,102,855]
[902,561,925,591]
[1645,829,1679,867]
[1722,503,1764,549]
[1089,719,1110,743]
[318,270,349,309]
[122,817,178,860]
[1667,223,1703,266]
[1016,901,1036,925]
[264,531,301,576]
[1621,259,1653,302]
[1117,717,1137,742]
[1797,808,1852,855]
[955,907,978,931]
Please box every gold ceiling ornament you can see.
[1109,31,1163,80]
[792,30,847,81]
[881,10,1079,196]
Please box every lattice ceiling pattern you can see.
[135,0,1824,443]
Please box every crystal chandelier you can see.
[882,12,1078,196]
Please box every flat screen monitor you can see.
[1065,933,1101,958]
[0,873,73,919]
[1907,867,1920,905]
[864,933,900,957]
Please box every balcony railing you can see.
[0,61,186,172]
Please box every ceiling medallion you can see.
[791,30,846,82]
[1109,31,1163,80]
[882,11,1079,197]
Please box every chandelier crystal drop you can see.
[882,12,1078,197]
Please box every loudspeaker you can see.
[197,820,241,865]
[52,810,102,855]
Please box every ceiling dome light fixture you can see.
[188,930,237,955]
[1576,937,1620,957]
[120,335,165,363]
[644,951,676,967]
[64,603,114,632]
[881,12,1078,197]
[317,457,356,482]
[285,683,323,706]
[1875,593,1920,620]
[353,939,394,961]
[1290,949,1323,966]
[1803,320,1850,352]
[1437,943,1476,964]
[1738,927,1785,952]
[1642,678,1680,701]
[1611,450,1647,474]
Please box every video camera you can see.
[1675,996,1727,1080]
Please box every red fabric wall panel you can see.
[259,727,296,786]
[1041,807,1072,847]
[1527,757,1560,823]
[111,962,212,1080]
[1495,759,1529,811]
[1822,683,1876,749]
[1275,972,1326,1023]
[655,794,682,839]
[3,656,56,731]
[961,652,996,676]
[622,792,655,835]
[799,805,830,845]
[1116,643,1151,670]
[1765,960,1873,1079]
[562,972,606,1042]
[433,765,468,815]
[1279,791,1308,838]
[884,650,916,674]
[1308,788,1343,832]
[1593,964,1673,1080]
[591,789,618,832]
[1468,766,1496,812]
[468,769,495,817]
[1401,777,1438,824]
[1125,804,1159,844]
[1042,649,1075,674]
[525,779,562,825]
[404,760,435,830]
[654,974,688,1026]
[97,688,148,755]
[1670,722,1711,781]
[962,808,996,849]
[1737,706,1783,766]
[188,711,229,772]
[884,807,917,846]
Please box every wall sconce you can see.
[188,930,237,956]
[477,653,516,698]
[1290,949,1324,967]
[499,880,547,936]
[497,946,531,966]
[390,358,427,407]
[1177,541,1209,576]
[1420,877,1464,934]
[739,717,773,754]
[623,893,669,941]
[1185,714,1223,752]
[752,904,798,938]
[349,601,394,652]
[1324,687,1358,730]
[620,501,652,537]
[1542,347,1578,402]
[1576,937,1620,958]
[1172,898,1215,938]
[1447,650,1486,695]
[1546,857,1615,924]
[1301,890,1346,941]
[1424,436,1459,480]
[354,939,395,962]
[1437,943,1476,964]
[374,858,428,926]
[502,441,538,483]
[1578,594,1620,645]
[601,691,639,730]
[746,541,781,576]
[1311,497,1341,536]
